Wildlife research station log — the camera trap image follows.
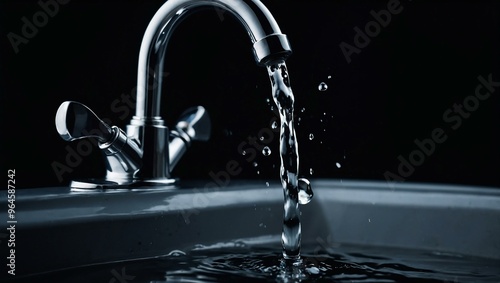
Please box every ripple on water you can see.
[20,243,500,282]
[266,61,314,260]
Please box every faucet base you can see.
[69,178,177,192]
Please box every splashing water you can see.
[297,178,313,205]
[262,146,272,156]
[267,61,313,262]
[272,120,278,129]
[318,82,328,91]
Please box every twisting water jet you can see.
[267,61,313,262]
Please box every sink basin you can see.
[2,179,499,281]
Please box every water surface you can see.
[14,240,500,282]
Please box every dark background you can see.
[1,0,499,189]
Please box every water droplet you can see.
[336,162,341,168]
[323,112,327,116]
[256,170,260,175]
[309,133,314,140]
[328,75,332,79]
[262,146,271,156]
[265,182,270,187]
[260,136,265,141]
[298,178,313,205]
[241,150,247,156]
[272,121,278,129]
[301,107,305,113]
[253,162,258,167]
[306,266,320,275]
[318,82,328,91]
[309,168,314,175]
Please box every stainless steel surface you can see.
[54,0,289,190]
[134,0,292,118]
[169,106,211,169]
[55,102,209,190]
[56,102,143,188]
[128,0,292,182]
[56,101,114,143]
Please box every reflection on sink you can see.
[1,179,500,281]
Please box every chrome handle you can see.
[174,106,211,142]
[55,101,114,143]
[55,101,210,189]
[169,106,211,170]
[55,101,143,188]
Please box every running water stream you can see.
[266,61,314,263]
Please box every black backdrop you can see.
[1,0,499,189]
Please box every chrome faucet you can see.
[55,0,292,190]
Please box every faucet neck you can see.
[133,0,292,120]
[124,0,291,182]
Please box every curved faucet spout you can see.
[134,0,292,120]
[124,0,292,182]
[55,0,291,187]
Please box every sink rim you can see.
[2,179,499,278]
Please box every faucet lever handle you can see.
[169,106,211,170]
[55,101,114,143]
[56,101,144,188]
[175,106,211,142]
